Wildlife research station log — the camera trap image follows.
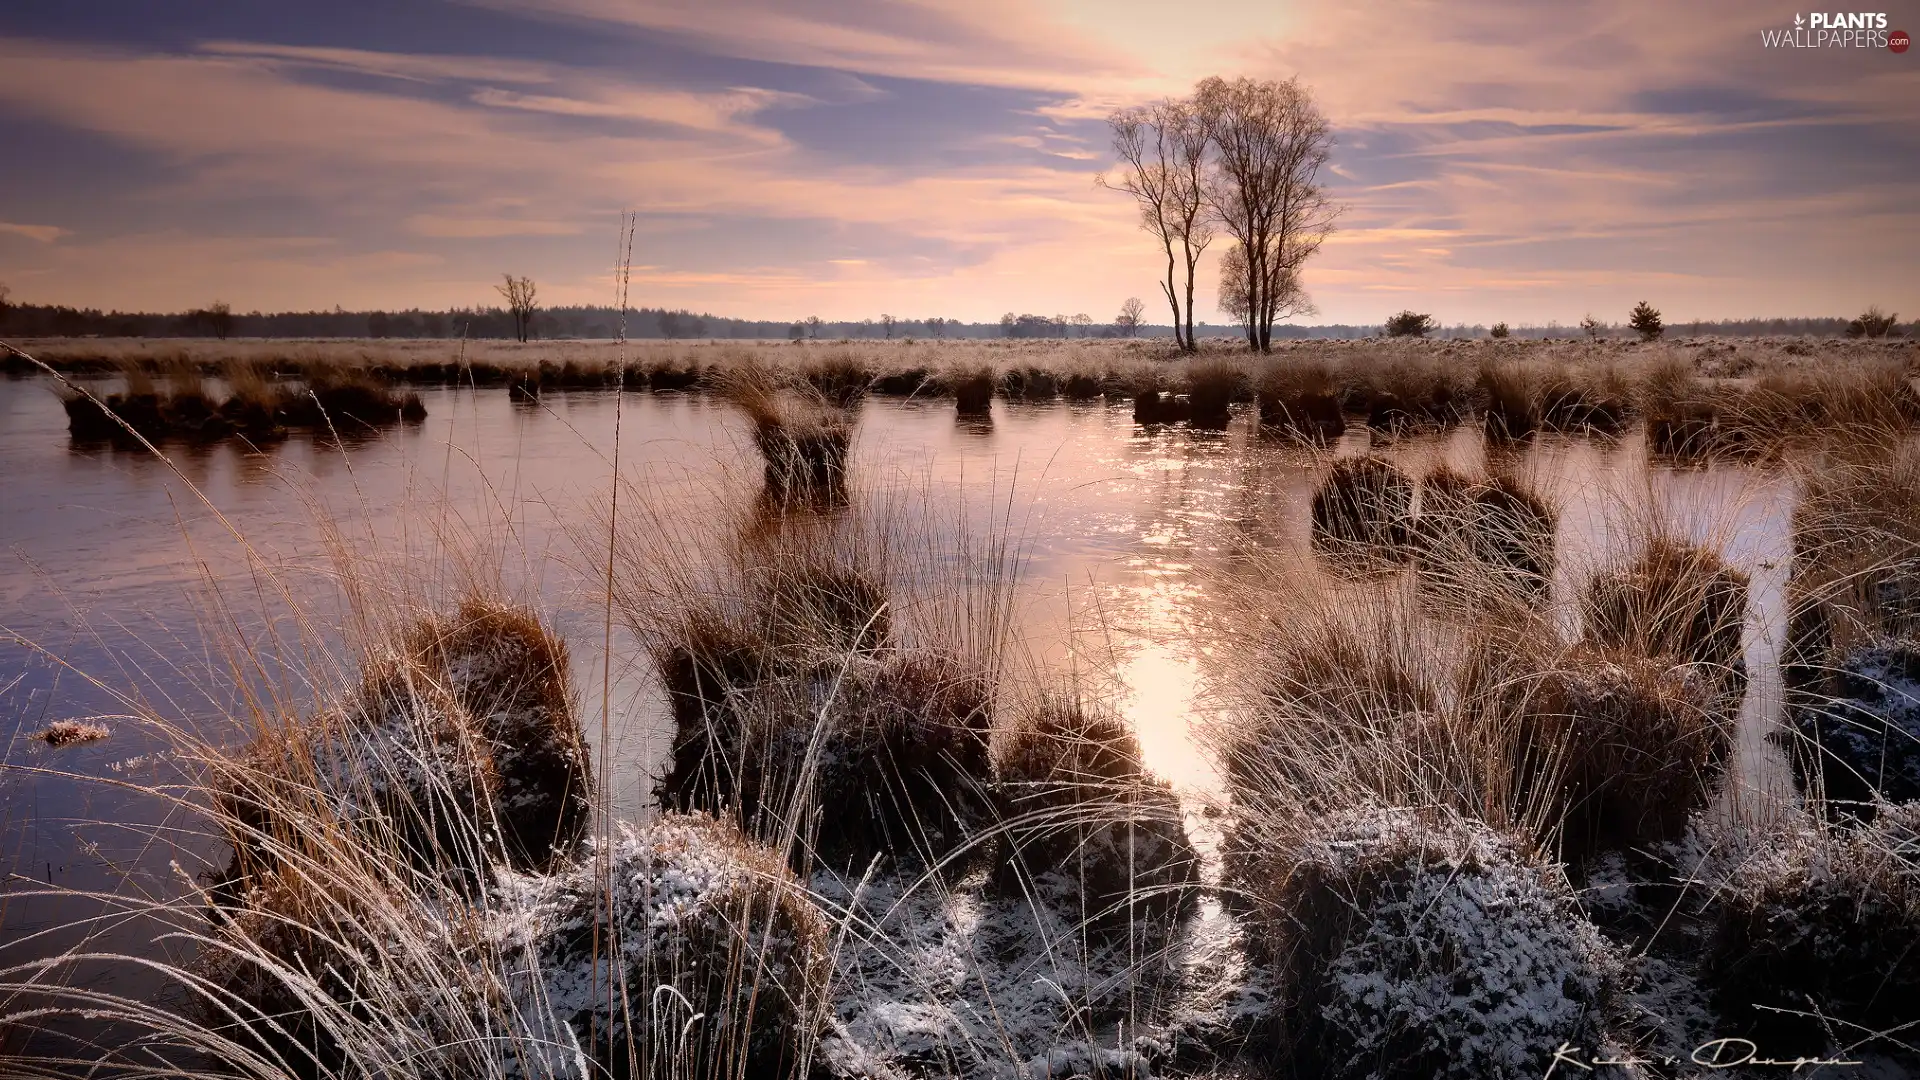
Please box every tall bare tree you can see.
[1116,296,1145,337]
[1103,98,1213,352]
[496,274,538,342]
[1194,76,1338,353]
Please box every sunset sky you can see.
[0,0,1915,325]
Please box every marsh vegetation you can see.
[3,333,1919,1079]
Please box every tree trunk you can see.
[1161,242,1185,351]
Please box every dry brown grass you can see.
[994,697,1198,939]
[1310,455,1415,556]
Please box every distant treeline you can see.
[0,300,1891,342]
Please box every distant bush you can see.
[1489,322,1510,339]
[1846,306,1900,338]
[1628,301,1664,341]
[1384,311,1434,338]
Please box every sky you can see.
[0,0,1915,326]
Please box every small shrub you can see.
[1846,306,1899,339]
[1383,311,1434,338]
[1228,806,1626,1080]
[995,700,1199,939]
[1489,322,1510,339]
[1627,301,1663,341]
[1310,456,1415,555]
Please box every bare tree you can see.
[1116,296,1145,337]
[1103,98,1213,352]
[206,300,235,340]
[496,274,538,342]
[1071,313,1094,338]
[1195,76,1339,354]
[880,313,897,339]
[805,315,824,339]
[926,316,947,339]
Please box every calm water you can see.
[0,374,1796,1017]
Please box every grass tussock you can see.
[1700,806,1920,1054]
[1413,467,1556,598]
[1498,645,1732,863]
[994,697,1199,939]
[511,812,833,1080]
[1226,805,1626,1080]
[401,598,592,871]
[214,598,592,902]
[1255,358,1345,443]
[1183,358,1247,430]
[1581,535,1749,688]
[948,363,995,416]
[1310,455,1415,557]
[30,719,111,747]
[629,509,1005,872]
[1780,438,1920,814]
[717,366,856,502]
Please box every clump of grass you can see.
[1581,535,1749,688]
[1779,439,1920,815]
[1310,456,1415,556]
[1413,469,1556,597]
[214,598,592,901]
[509,812,833,1080]
[949,364,995,416]
[804,351,873,406]
[1000,365,1060,401]
[1537,364,1630,434]
[1781,634,1920,813]
[1226,805,1626,1080]
[1477,360,1538,441]
[1131,387,1192,426]
[635,513,1004,872]
[1184,358,1247,430]
[1700,806,1920,1056]
[1640,355,1731,458]
[402,598,592,871]
[213,660,500,901]
[718,367,855,502]
[1503,646,1732,864]
[31,719,110,747]
[994,698,1198,940]
[1256,359,1345,443]
[1062,371,1103,400]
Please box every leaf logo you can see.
[1794,12,1805,25]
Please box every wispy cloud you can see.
[0,0,1913,323]
[0,222,69,243]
